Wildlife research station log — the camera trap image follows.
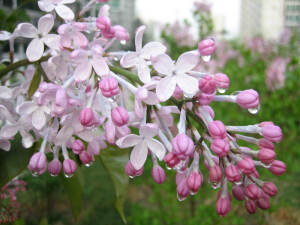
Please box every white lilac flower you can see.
[116,123,166,170]
[17,14,60,62]
[38,0,75,21]
[151,52,199,101]
[120,25,166,83]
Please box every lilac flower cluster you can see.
[0,0,286,216]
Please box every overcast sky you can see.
[136,0,241,38]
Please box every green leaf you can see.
[0,134,36,187]
[60,172,83,221]
[98,146,129,224]
[28,64,42,99]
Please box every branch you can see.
[0,55,50,78]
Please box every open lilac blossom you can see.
[0,1,286,217]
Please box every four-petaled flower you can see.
[116,123,166,170]
[151,52,199,101]
[17,14,60,62]
[38,0,75,20]
[120,25,166,83]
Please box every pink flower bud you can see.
[257,193,270,210]
[237,157,255,175]
[245,184,262,200]
[211,138,230,157]
[79,151,94,165]
[208,120,226,139]
[258,148,276,164]
[96,16,111,31]
[71,140,85,154]
[262,182,277,197]
[111,106,129,127]
[125,161,144,177]
[112,25,130,41]
[99,76,119,97]
[232,185,245,201]
[198,39,215,56]
[48,159,62,176]
[198,75,216,94]
[187,171,202,193]
[177,179,190,199]
[28,152,47,175]
[172,133,195,159]
[268,160,286,176]
[216,196,231,216]
[225,165,241,182]
[261,125,282,143]
[236,89,259,109]
[63,159,77,176]
[258,138,274,150]
[198,92,215,105]
[245,200,257,214]
[80,108,95,127]
[173,86,183,100]
[209,165,222,183]
[214,73,230,90]
[164,152,180,168]
[152,165,166,184]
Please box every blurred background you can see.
[0,0,300,224]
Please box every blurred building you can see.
[240,0,300,40]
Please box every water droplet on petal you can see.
[120,40,126,45]
[201,55,211,62]
[64,173,73,178]
[217,88,227,94]
[248,105,260,114]
[234,181,242,186]
[166,166,172,170]
[210,182,221,189]
[50,174,58,177]
[85,163,92,167]
[177,193,187,202]
[129,175,134,179]
[31,171,39,177]
[113,57,119,61]
[190,191,197,196]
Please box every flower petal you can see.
[38,14,54,35]
[130,141,148,170]
[55,4,74,20]
[38,0,55,12]
[91,57,109,76]
[74,61,92,82]
[139,124,158,138]
[137,58,151,83]
[175,51,199,73]
[0,139,10,151]
[0,125,19,138]
[135,25,146,52]
[56,125,74,145]
[120,52,138,68]
[61,0,76,4]
[0,31,11,41]
[134,99,144,119]
[32,109,46,130]
[17,102,38,115]
[0,86,13,99]
[140,42,166,59]
[20,130,34,148]
[116,134,142,148]
[26,38,44,62]
[156,76,176,101]
[42,34,60,50]
[143,91,160,105]
[15,23,38,38]
[151,54,174,76]
[176,74,199,97]
[146,138,166,160]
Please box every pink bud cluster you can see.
[0,0,286,217]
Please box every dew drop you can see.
[177,193,187,202]
[64,173,73,178]
[120,40,126,45]
[201,55,211,62]
[166,166,172,170]
[234,181,242,186]
[113,57,119,61]
[190,191,197,196]
[129,175,134,179]
[217,88,226,94]
[248,105,260,115]
[85,162,93,167]
[50,174,58,177]
[31,171,39,177]
[210,182,221,189]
